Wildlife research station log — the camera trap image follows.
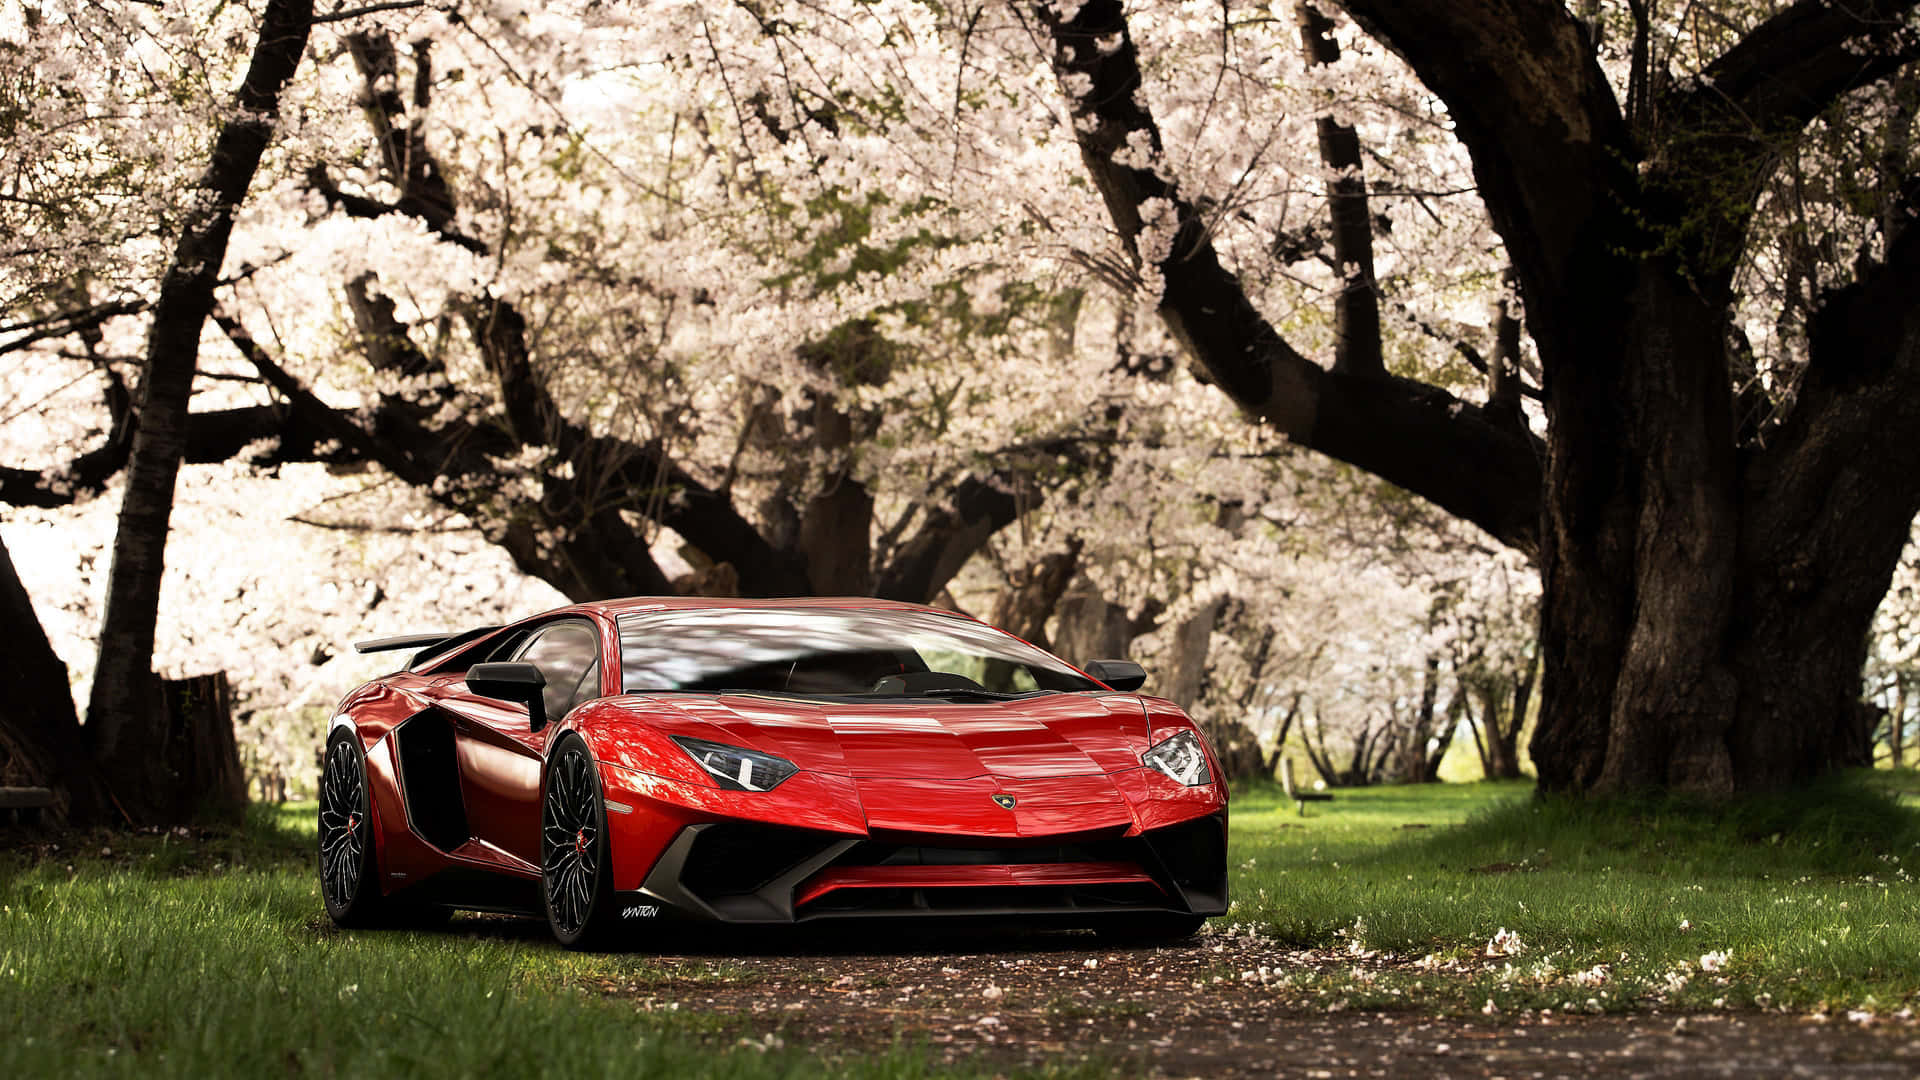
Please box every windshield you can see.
[617,608,1102,697]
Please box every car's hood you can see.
[638,692,1152,780]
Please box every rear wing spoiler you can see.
[353,625,502,667]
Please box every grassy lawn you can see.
[0,808,988,1079]
[1229,770,1920,1017]
[4,771,1919,1074]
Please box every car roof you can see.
[401,597,979,672]
[583,596,975,619]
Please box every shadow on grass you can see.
[1401,768,1920,878]
[388,909,1200,960]
[0,799,314,882]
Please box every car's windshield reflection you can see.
[617,608,1099,697]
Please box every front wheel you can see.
[541,736,619,949]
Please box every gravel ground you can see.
[546,922,1920,1078]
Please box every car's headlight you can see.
[670,736,798,792]
[1142,730,1211,786]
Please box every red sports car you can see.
[320,597,1228,947]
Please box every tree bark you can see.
[151,672,248,825]
[989,542,1082,648]
[1049,0,1920,796]
[1491,658,1536,780]
[85,0,313,818]
[1328,0,1920,796]
[1295,2,1384,379]
[1037,0,1544,556]
[795,323,889,596]
[1050,573,1157,667]
[1388,655,1445,783]
[1161,596,1226,711]
[0,532,117,825]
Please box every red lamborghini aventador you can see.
[320,597,1228,947]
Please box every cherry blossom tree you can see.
[1040,0,1920,795]
[12,0,1914,808]
[2,0,317,821]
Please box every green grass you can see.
[7,772,1920,1074]
[0,808,1083,1079]
[1227,770,1920,1016]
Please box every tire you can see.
[319,729,388,927]
[1094,913,1208,944]
[541,735,619,949]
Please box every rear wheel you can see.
[319,730,453,929]
[541,736,619,948]
[1094,913,1208,944]
[319,730,386,926]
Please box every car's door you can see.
[441,619,604,867]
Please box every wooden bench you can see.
[1279,759,1334,816]
[0,787,54,826]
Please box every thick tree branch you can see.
[1334,0,1630,368]
[345,32,460,236]
[0,390,391,508]
[1727,177,1920,779]
[1296,2,1384,379]
[322,30,814,597]
[874,437,1102,603]
[1687,0,1920,138]
[312,0,424,25]
[212,307,399,471]
[0,299,147,357]
[1040,0,1542,555]
[874,468,1030,604]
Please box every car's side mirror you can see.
[1084,659,1147,692]
[468,662,548,731]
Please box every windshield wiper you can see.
[908,687,1046,700]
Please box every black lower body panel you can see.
[635,813,1229,924]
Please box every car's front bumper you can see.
[597,763,1228,925]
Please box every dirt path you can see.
[548,922,1920,1078]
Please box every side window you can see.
[516,623,601,722]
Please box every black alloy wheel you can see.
[319,730,385,926]
[541,736,617,948]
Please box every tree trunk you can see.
[1388,656,1444,783]
[1500,657,1535,779]
[0,532,118,825]
[1263,692,1304,775]
[161,668,249,818]
[1320,0,1920,797]
[84,0,313,821]
[1892,682,1907,768]
[797,325,889,597]
[1425,696,1461,781]
[1531,191,1920,793]
[1045,0,1920,798]
[131,673,247,825]
[1161,596,1226,711]
[1051,574,1145,666]
[990,543,1082,649]
[1300,715,1342,787]
[1481,686,1522,780]
[1466,658,1532,781]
